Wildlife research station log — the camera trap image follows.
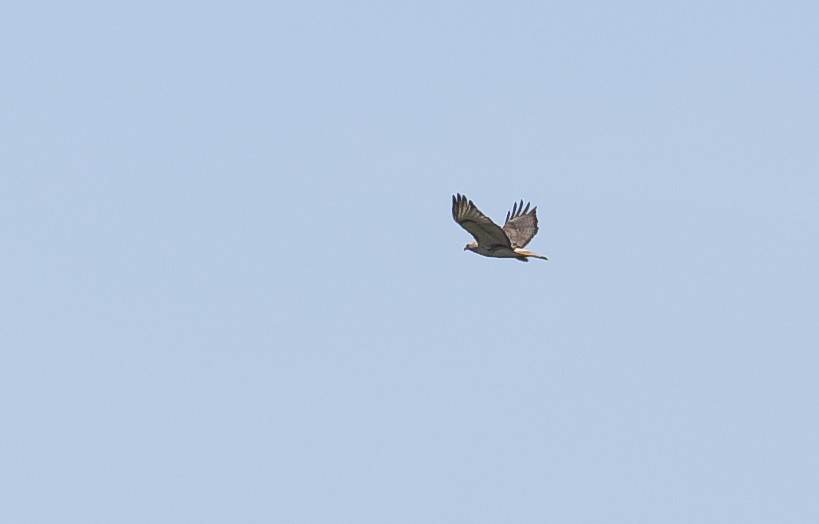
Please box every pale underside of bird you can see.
[452,193,548,262]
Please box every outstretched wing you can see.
[452,194,511,248]
[503,199,539,248]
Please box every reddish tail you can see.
[514,249,548,261]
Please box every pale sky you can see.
[3,1,819,522]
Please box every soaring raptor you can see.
[452,193,548,262]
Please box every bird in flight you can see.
[452,193,548,262]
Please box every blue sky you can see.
[3,1,819,522]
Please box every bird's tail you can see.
[514,248,548,261]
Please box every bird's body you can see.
[452,193,548,262]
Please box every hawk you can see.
[452,193,548,262]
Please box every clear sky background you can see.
[3,1,818,522]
